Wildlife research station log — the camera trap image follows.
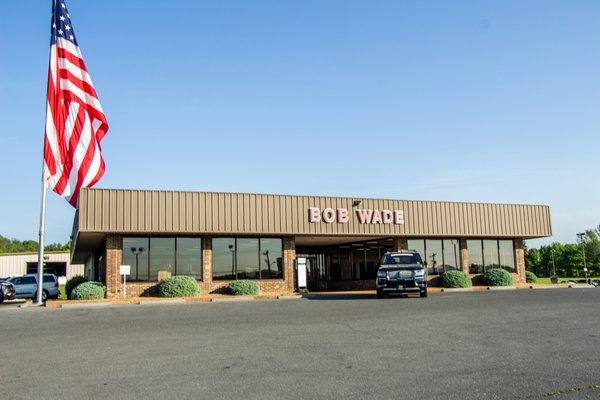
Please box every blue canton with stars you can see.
[51,0,78,46]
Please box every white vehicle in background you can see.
[6,273,60,302]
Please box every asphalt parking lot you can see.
[1,289,599,400]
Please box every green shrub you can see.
[65,275,88,300]
[228,280,260,296]
[525,271,538,284]
[159,276,200,297]
[442,270,472,288]
[71,281,106,300]
[483,268,514,286]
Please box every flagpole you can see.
[36,0,56,305]
[36,170,47,304]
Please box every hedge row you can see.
[159,276,200,297]
[71,281,106,300]
[228,280,260,295]
[442,270,472,288]
[442,268,519,288]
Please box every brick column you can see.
[283,236,296,292]
[514,238,526,284]
[459,239,470,274]
[392,237,408,252]
[105,234,122,299]
[202,236,212,293]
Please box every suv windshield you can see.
[382,253,422,265]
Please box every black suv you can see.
[376,251,428,298]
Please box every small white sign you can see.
[120,265,131,276]
[583,267,588,272]
[297,257,307,288]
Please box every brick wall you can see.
[514,238,526,284]
[392,237,408,252]
[460,239,470,274]
[105,234,122,299]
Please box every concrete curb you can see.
[18,300,43,308]
[277,295,303,300]
[485,286,517,291]
[210,296,255,303]
[440,288,473,293]
[139,298,187,305]
[61,302,114,309]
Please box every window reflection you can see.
[468,240,484,274]
[150,238,175,281]
[498,240,515,272]
[425,240,443,275]
[443,239,460,272]
[123,237,148,281]
[212,237,283,280]
[260,238,283,279]
[177,238,202,279]
[212,238,236,280]
[483,240,500,271]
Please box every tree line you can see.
[525,229,600,278]
[0,234,71,253]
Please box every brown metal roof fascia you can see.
[76,188,552,239]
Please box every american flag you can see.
[44,0,108,207]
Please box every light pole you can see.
[263,250,272,278]
[550,248,556,277]
[228,244,236,279]
[576,233,588,283]
[452,240,458,272]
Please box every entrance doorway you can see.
[296,238,394,292]
[26,262,67,278]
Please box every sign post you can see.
[119,265,131,299]
[297,257,307,291]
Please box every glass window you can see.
[468,240,484,274]
[498,240,515,272]
[123,237,149,281]
[177,238,202,279]
[325,252,341,281]
[425,239,443,275]
[382,253,423,265]
[443,240,460,272]
[339,248,353,280]
[236,238,260,279]
[212,238,236,280]
[260,238,282,279]
[483,240,500,271]
[407,239,425,262]
[150,238,175,281]
[352,245,365,280]
[364,245,380,279]
[213,237,283,280]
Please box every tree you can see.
[0,234,70,253]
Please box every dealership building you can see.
[71,188,552,298]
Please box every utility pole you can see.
[577,233,588,283]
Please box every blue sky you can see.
[1,0,598,247]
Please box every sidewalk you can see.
[42,283,597,308]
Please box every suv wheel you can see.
[34,290,49,302]
[420,287,428,298]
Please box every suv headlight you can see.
[414,268,425,277]
[377,270,387,278]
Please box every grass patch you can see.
[534,276,600,285]
[59,285,66,300]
